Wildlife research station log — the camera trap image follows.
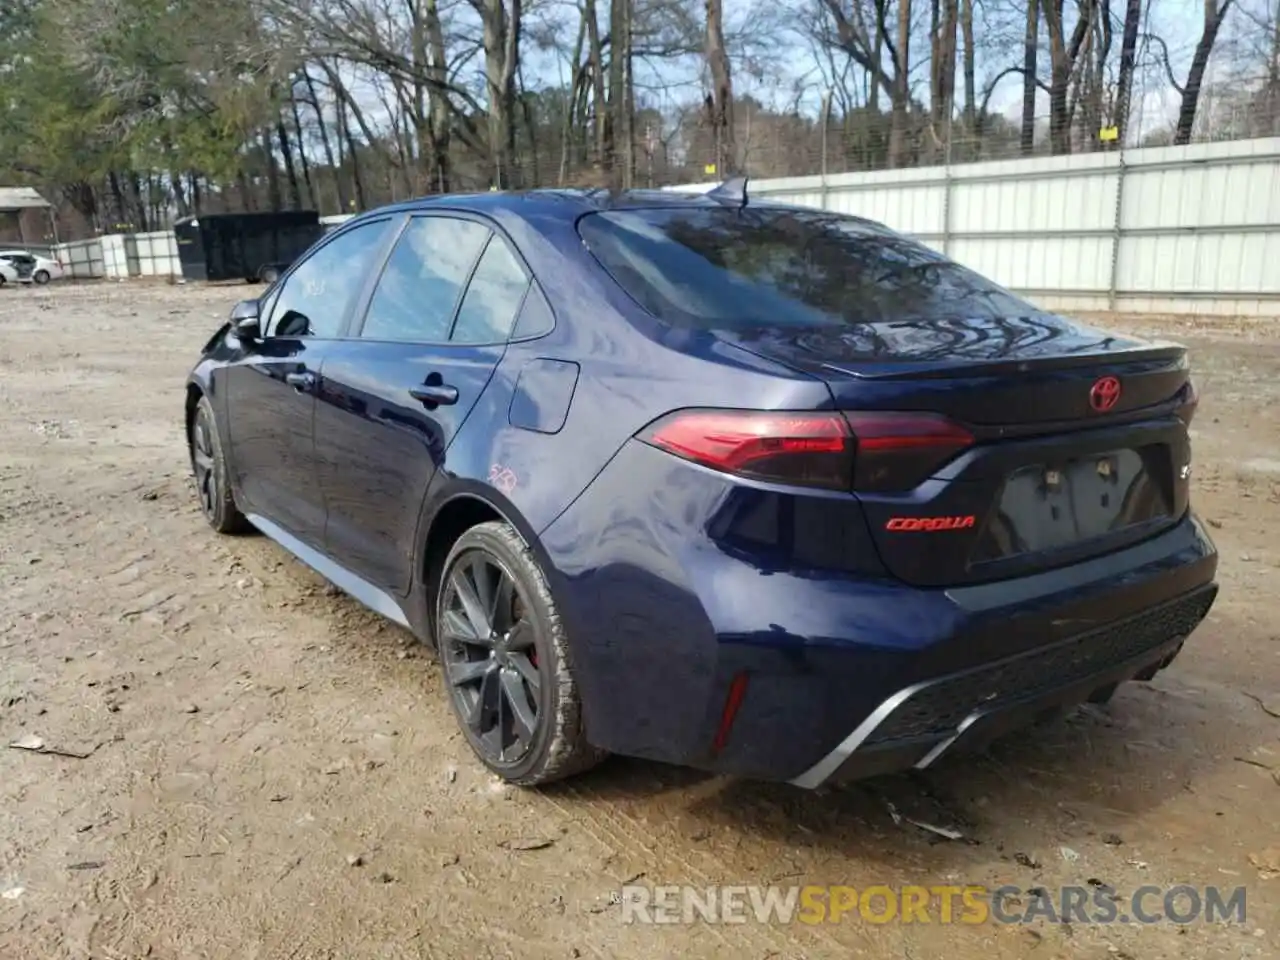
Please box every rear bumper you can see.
[793,583,1215,786]
[541,441,1219,785]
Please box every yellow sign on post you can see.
[1099,126,1119,142]
[704,163,717,175]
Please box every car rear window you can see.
[577,206,1035,329]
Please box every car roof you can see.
[362,186,810,221]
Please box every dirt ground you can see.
[1,283,1278,960]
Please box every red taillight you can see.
[637,408,973,492]
[843,412,974,492]
[1175,378,1198,426]
[640,409,854,489]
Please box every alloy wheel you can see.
[190,410,218,519]
[439,551,542,766]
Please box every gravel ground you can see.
[1,282,1278,960]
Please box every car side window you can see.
[450,237,531,344]
[361,217,490,342]
[266,220,389,339]
[511,283,554,340]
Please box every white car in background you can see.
[0,259,18,286]
[0,250,64,284]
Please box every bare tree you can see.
[705,0,735,174]
[1021,0,1038,154]
[1114,0,1141,144]
[475,0,523,186]
[960,0,976,132]
[1044,0,1095,153]
[1176,0,1236,143]
[930,0,959,150]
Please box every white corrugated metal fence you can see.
[670,137,1280,317]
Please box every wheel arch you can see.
[184,381,203,445]
[417,484,552,648]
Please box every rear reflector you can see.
[638,408,973,492]
[711,672,750,754]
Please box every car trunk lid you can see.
[720,315,1195,587]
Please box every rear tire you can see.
[436,521,606,785]
[259,265,281,284]
[189,395,249,534]
[33,269,50,284]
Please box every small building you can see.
[0,187,55,248]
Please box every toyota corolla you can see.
[184,183,1217,787]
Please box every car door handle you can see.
[285,371,317,392]
[409,383,459,406]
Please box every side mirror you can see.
[230,299,261,341]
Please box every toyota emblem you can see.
[1089,376,1122,413]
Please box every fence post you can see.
[1108,150,1127,311]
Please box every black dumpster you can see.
[174,211,324,283]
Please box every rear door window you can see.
[361,216,491,342]
[450,237,531,344]
[577,207,1034,329]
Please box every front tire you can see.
[436,521,605,785]
[189,395,249,534]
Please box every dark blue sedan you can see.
[184,184,1218,788]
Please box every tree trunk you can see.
[303,70,346,212]
[705,0,735,175]
[961,0,976,133]
[622,15,635,186]
[1114,0,1141,145]
[888,0,912,167]
[129,172,149,232]
[607,0,631,185]
[276,116,303,210]
[260,128,282,211]
[1021,0,1039,155]
[930,0,959,156]
[171,170,189,218]
[480,0,522,188]
[584,0,607,168]
[337,96,365,211]
[1175,0,1235,145]
[289,83,317,209]
[236,169,256,212]
[871,12,883,113]
[1268,2,1280,135]
[1044,0,1093,154]
[560,13,587,182]
[425,0,452,192]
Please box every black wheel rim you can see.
[190,411,217,519]
[440,551,542,766]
